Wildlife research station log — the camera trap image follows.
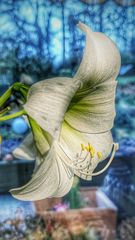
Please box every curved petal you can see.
[13,120,51,165]
[60,121,113,180]
[74,22,121,85]
[52,141,74,197]
[13,122,52,189]
[65,22,121,133]
[24,77,80,139]
[10,143,74,201]
[13,133,36,160]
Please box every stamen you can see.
[85,145,89,151]
[97,151,102,160]
[74,151,89,164]
[84,143,95,158]
[59,142,118,178]
[88,142,92,151]
[81,143,85,151]
[77,143,119,177]
[71,143,93,170]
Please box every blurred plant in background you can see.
[65,177,84,210]
[0,215,101,240]
[117,217,135,240]
[113,76,135,141]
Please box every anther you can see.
[97,152,102,160]
[81,143,85,151]
[85,146,88,151]
[90,146,95,158]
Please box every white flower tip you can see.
[9,190,23,201]
[77,21,93,34]
[114,143,119,151]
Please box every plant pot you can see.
[37,187,117,240]
[34,197,62,212]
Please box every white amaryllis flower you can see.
[10,22,121,201]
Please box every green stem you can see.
[0,87,13,108]
[0,106,11,116]
[13,82,29,91]
[13,82,30,103]
[0,109,26,121]
[0,82,30,109]
[20,88,28,101]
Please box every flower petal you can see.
[10,143,74,201]
[65,80,117,133]
[52,141,74,197]
[60,121,113,180]
[24,78,80,139]
[13,133,36,160]
[13,122,51,164]
[74,22,121,86]
[65,22,121,133]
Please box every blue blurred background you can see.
[0,0,134,77]
[0,0,135,235]
[0,0,135,165]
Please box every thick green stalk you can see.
[0,82,30,121]
[13,82,29,91]
[13,83,30,103]
[0,107,11,116]
[19,88,28,102]
[0,82,30,109]
[0,87,13,108]
[0,109,26,121]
